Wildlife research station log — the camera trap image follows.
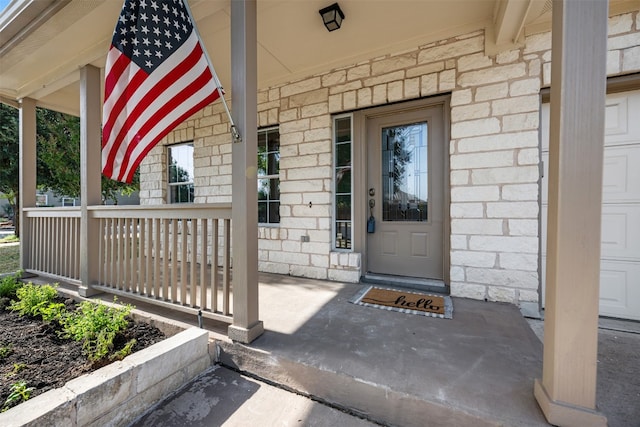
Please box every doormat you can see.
[350,286,453,319]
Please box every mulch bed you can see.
[0,297,166,411]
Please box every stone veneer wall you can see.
[138,11,640,307]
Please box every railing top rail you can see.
[88,203,232,219]
[23,207,81,218]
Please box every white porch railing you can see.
[23,204,233,324]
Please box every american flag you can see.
[102,0,221,183]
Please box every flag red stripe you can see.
[122,87,220,183]
[105,40,207,179]
[117,67,218,181]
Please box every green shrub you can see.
[9,283,59,318]
[60,299,132,361]
[2,381,34,412]
[0,274,22,299]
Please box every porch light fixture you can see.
[319,3,344,32]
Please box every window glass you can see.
[334,116,352,250]
[168,143,194,204]
[258,127,280,224]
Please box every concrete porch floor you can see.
[53,272,639,426]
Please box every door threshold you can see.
[361,273,449,294]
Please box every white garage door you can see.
[541,89,640,321]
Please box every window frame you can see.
[257,126,280,225]
[167,142,195,204]
[332,113,354,251]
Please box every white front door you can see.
[541,89,640,320]
[365,105,445,281]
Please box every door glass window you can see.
[381,122,428,221]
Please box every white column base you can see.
[534,379,607,427]
[228,321,264,344]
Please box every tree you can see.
[0,104,19,228]
[0,103,140,235]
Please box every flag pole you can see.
[183,0,242,143]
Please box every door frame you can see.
[352,96,451,285]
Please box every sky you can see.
[0,0,10,13]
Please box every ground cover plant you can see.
[0,274,165,411]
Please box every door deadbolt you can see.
[369,188,375,197]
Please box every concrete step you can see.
[130,365,379,427]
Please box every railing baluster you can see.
[211,218,219,312]
[123,218,130,292]
[180,219,187,305]
[222,218,231,315]
[146,218,153,296]
[138,218,145,294]
[190,219,197,307]
[170,219,178,302]
[162,219,170,300]
[200,218,208,310]
[154,218,161,298]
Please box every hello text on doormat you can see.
[350,286,453,319]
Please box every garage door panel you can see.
[599,261,640,321]
[602,145,640,202]
[601,205,640,260]
[604,90,640,145]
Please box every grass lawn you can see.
[0,242,20,275]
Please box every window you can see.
[168,143,194,203]
[334,115,352,250]
[257,127,280,224]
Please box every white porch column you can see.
[18,97,37,271]
[228,0,264,343]
[78,65,102,297]
[534,1,608,426]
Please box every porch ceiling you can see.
[0,0,636,116]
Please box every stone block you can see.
[290,265,328,280]
[372,53,417,74]
[496,49,520,64]
[450,170,470,185]
[405,77,420,98]
[450,266,465,281]
[363,70,405,87]
[311,254,330,268]
[608,33,640,51]
[328,269,360,283]
[347,64,370,81]
[508,219,538,236]
[450,235,468,250]
[388,81,404,101]
[451,102,490,121]
[491,95,539,116]
[450,89,472,106]
[458,63,526,87]
[471,165,539,185]
[450,282,486,299]
[406,62,445,78]
[469,235,538,253]
[622,46,640,71]
[499,253,538,271]
[450,202,484,218]
[607,50,622,75]
[450,150,513,169]
[451,117,500,138]
[502,183,538,201]
[322,70,347,87]
[451,185,500,202]
[457,132,537,153]
[474,82,508,101]
[451,250,497,268]
[487,286,517,303]
[524,32,551,54]
[301,103,329,118]
[457,52,493,72]
[358,87,373,106]
[466,267,538,289]
[421,73,438,96]
[509,78,541,96]
[439,69,456,91]
[503,113,539,132]
[486,201,538,218]
[451,218,503,235]
[417,36,483,63]
[281,77,322,97]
